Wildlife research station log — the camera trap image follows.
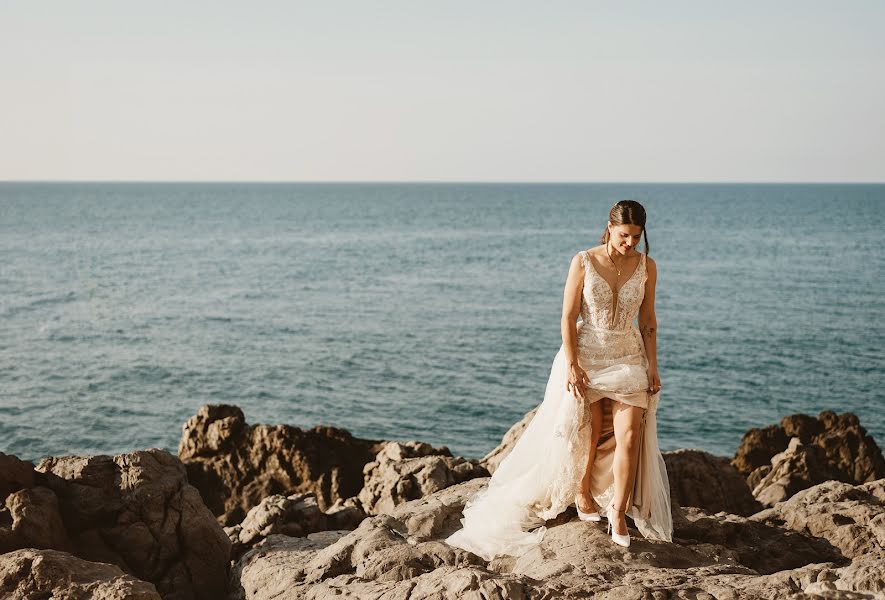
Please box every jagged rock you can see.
[229,532,354,600]
[0,452,36,499]
[0,548,160,600]
[751,437,845,506]
[324,496,368,530]
[813,412,885,484]
[178,404,387,525]
[732,411,885,491]
[746,464,771,490]
[35,448,230,600]
[228,473,870,599]
[233,530,544,600]
[302,566,548,599]
[0,486,69,553]
[671,507,844,574]
[481,407,538,474]
[357,441,489,515]
[662,448,761,516]
[752,478,885,560]
[228,492,365,560]
[732,422,792,477]
[238,493,327,545]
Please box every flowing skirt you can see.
[445,321,673,561]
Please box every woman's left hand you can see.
[647,367,661,395]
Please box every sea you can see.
[1,182,883,464]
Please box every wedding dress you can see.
[445,250,673,560]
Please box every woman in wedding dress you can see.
[445,200,672,560]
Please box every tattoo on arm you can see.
[641,325,656,338]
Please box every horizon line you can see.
[2,179,885,185]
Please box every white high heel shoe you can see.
[606,504,631,547]
[574,493,601,522]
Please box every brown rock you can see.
[814,411,885,485]
[0,548,160,600]
[671,506,844,574]
[662,449,762,516]
[1,486,69,553]
[178,404,387,525]
[731,423,791,476]
[751,437,843,506]
[752,478,885,560]
[732,411,885,487]
[0,452,36,500]
[227,474,866,599]
[228,492,365,560]
[36,448,231,600]
[357,441,489,515]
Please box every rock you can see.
[662,448,761,516]
[324,496,369,530]
[732,411,885,493]
[304,566,547,600]
[228,473,867,599]
[0,452,36,499]
[238,493,327,545]
[671,507,844,574]
[0,486,69,553]
[813,411,885,485]
[178,404,387,525]
[481,407,537,474]
[751,437,844,506]
[0,548,160,600]
[36,448,231,600]
[357,441,489,515]
[229,532,353,600]
[752,478,885,560]
[229,492,364,559]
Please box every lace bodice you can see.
[580,250,647,331]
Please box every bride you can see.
[445,200,673,560]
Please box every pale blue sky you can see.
[2,1,883,181]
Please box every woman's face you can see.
[608,223,643,254]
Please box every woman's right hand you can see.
[566,362,589,401]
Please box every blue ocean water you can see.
[1,183,883,464]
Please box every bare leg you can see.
[576,398,604,512]
[610,400,645,535]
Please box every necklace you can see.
[605,241,623,278]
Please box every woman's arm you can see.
[638,256,659,386]
[561,253,585,369]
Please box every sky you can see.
[1,1,884,182]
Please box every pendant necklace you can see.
[606,241,622,280]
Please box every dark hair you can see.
[600,200,650,255]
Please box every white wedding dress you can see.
[445,250,673,560]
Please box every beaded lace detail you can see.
[579,250,647,331]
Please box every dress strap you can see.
[579,250,592,275]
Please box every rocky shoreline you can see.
[1,405,883,599]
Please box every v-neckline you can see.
[585,250,643,296]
